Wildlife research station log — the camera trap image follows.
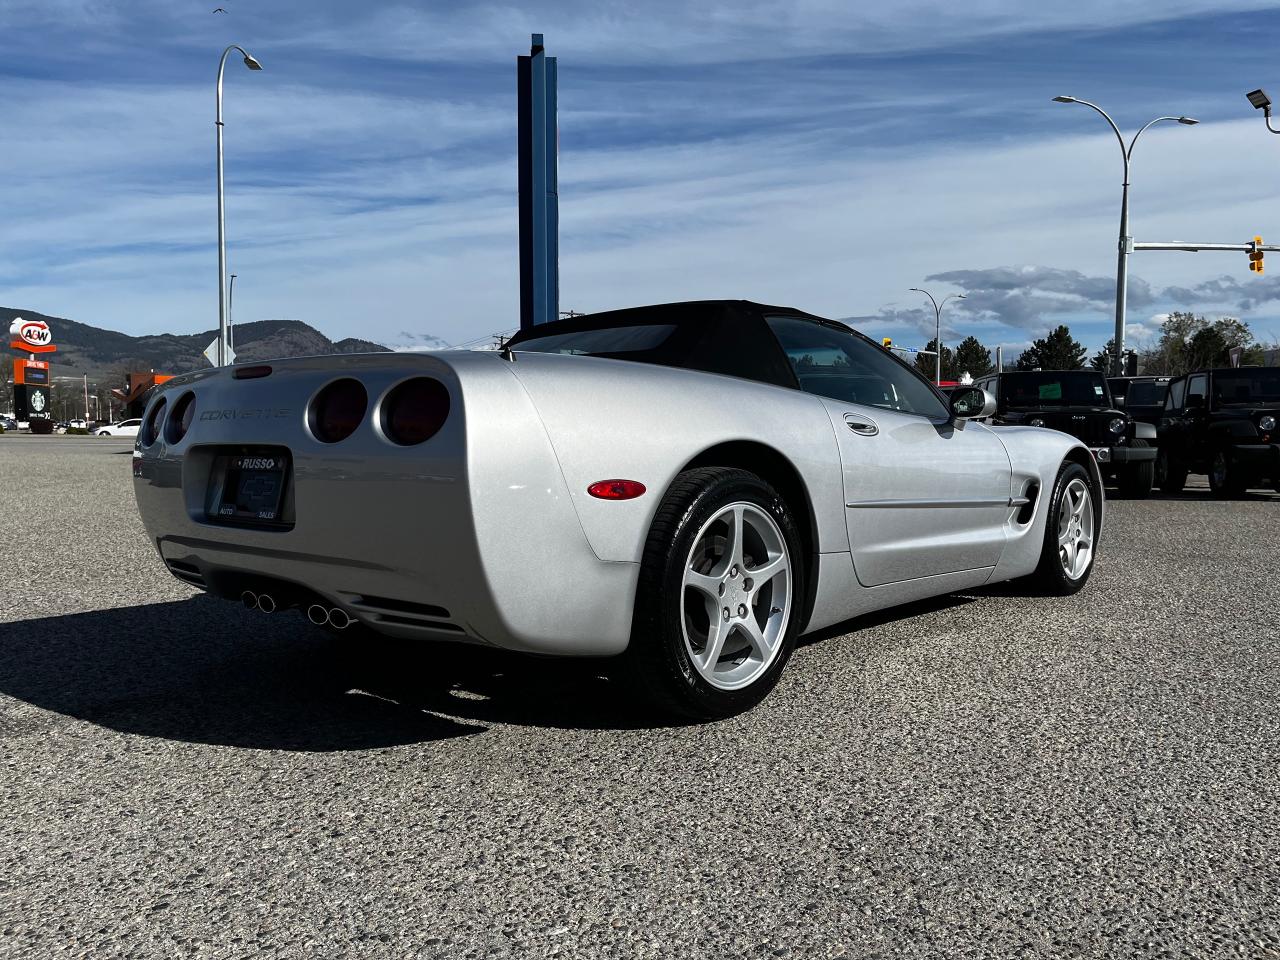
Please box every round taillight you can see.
[380,377,450,446]
[309,378,368,443]
[141,397,167,446]
[587,479,647,500]
[166,392,196,443]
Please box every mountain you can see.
[2,307,393,380]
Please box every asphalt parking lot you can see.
[2,435,1279,959]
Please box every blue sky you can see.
[5,0,1280,358]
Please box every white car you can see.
[133,299,1104,719]
[93,419,142,437]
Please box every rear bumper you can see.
[132,353,639,658]
[1089,445,1156,464]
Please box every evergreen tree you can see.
[1090,338,1116,373]
[1014,325,1088,371]
[952,336,993,379]
[913,339,956,380]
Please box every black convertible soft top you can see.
[505,299,870,390]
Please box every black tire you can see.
[1158,450,1187,494]
[1118,439,1154,498]
[1208,448,1246,498]
[623,466,805,721]
[1027,460,1098,596]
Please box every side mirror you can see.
[949,386,996,421]
[1186,393,1205,409]
[1114,397,1126,408]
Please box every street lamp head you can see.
[956,293,967,299]
[908,287,923,293]
[242,53,263,70]
[1052,95,1077,103]
[1177,116,1199,125]
[1247,88,1272,113]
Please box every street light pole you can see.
[228,273,238,354]
[908,288,966,384]
[1052,97,1197,375]
[216,45,262,367]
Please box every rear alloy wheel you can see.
[626,467,804,720]
[1118,439,1154,498]
[1208,449,1246,498]
[1029,460,1097,595]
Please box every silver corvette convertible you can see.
[133,301,1103,718]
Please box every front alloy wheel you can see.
[1056,477,1095,580]
[1029,460,1097,594]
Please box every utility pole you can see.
[1051,97,1197,375]
[517,34,559,330]
[216,45,263,366]
[908,288,965,384]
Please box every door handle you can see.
[844,413,878,437]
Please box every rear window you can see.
[1001,372,1109,407]
[512,324,678,357]
[1213,369,1280,405]
[1126,381,1167,406]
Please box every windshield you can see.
[1002,372,1110,408]
[1126,381,1168,406]
[1214,368,1280,405]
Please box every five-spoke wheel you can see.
[626,467,804,720]
[681,502,792,691]
[1056,477,1094,581]
[1030,460,1097,594]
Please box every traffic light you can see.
[882,337,893,349]
[1249,235,1265,275]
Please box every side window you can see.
[1166,378,1185,411]
[1186,374,1207,406]
[765,315,949,419]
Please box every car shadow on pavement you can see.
[796,593,978,650]
[0,596,676,749]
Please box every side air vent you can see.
[1017,482,1040,525]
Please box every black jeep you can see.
[973,369,1157,497]
[1107,376,1172,429]
[1157,366,1280,496]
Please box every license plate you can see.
[207,449,290,524]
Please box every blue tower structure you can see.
[517,33,559,329]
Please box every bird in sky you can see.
[212,7,227,12]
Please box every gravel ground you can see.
[2,435,1279,959]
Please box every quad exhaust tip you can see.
[305,603,351,630]
[241,590,276,613]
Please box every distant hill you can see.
[1,307,393,380]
